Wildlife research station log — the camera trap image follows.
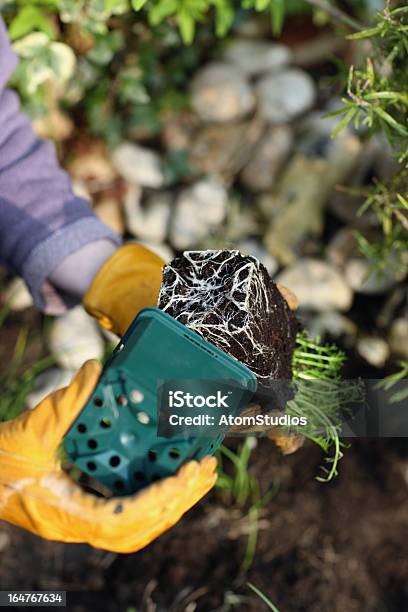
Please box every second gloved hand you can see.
[83,244,164,337]
[0,360,217,553]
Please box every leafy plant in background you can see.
[1,0,378,143]
[328,2,408,270]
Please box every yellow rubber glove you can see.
[0,360,217,553]
[83,243,165,337]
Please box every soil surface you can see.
[1,438,407,612]
[1,281,407,612]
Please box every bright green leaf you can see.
[374,107,408,137]
[331,107,356,138]
[397,193,408,210]
[270,0,285,36]
[9,6,55,42]
[255,0,270,10]
[213,0,234,37]
[347,26,381,40]
[149,0,179,25]
[131,0,148,9]
[178,10,195,44]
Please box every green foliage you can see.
[0,0,322,140]
[328,2,408,271]
[8,5,56,41]
[0,305,53,422]
[216,438,259,507]
[2,0,388,137]
[2,0,314,128]
[216,438,279,572]
[12,32,76,96]
[376,360,408,403]
[247,583,280,612]
[131,0,298,43]
[353,169,408,272]
[289,333,364,481]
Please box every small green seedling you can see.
[288,332,363,481]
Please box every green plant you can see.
[343,167,408,272]
[216,332,362,574]
[289,333,364,481]
[0,305,53,422]
[247,582,280,612]
[216,439,279,571]
[331,4,408,157]
[376,359,408,403]
[216,438,259,507]
[328,2,408,269]
[2,0,380,149]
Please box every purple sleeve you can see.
[0,17,121,313]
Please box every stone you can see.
[234,15,272,38]
[169,180,228,249]
[263,131,363,265]
[3,277,33,311]
[124,185,171,243]
[308,312,357,341]
[344,258,407,295]
[389,318,408,359]
[190,119,264,180]
[190,122,250,175]
[0,531,10,552]
[26,367,76,409]
[256,68,316,124]
[240,125,293,191]
[326,227,357,269]
[48,305,104,370]
[237,239,279,277]
[71,179,91,201]
[67,143,116,184]
[292,34,346,68]
[276,259,353,312]
[191,62,255,123]
[138,241,174,263]
[94,198,125,235]
[33,107,73,141]
[112,142,165,188]
[223,39,292,76]
[357,336,390,368]
[161,111,196,151]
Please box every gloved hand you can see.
[0,360,217,553]
[83,243,165,337]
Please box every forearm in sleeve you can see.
[0,17,121,313]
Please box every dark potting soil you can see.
[2,439,407,612]
[158,250,298,381]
